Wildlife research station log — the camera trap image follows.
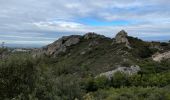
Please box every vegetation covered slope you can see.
[0,31,170,100]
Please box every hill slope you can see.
[0,30,170,100]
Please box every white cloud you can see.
[0,0,170,46]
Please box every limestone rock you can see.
[34,35,81,57]
[64,36,80,46]
[115,30,131,49]
[47,35,81,56]
[152,51,170,62]
[97,65,140,79]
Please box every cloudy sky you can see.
[0,0,170,47]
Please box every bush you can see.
[91,87,170,100]
[110,72,130,88]
[94,76,109,89]
[160,42,168,46]
[83,77,98,92]
[0,55,37,99]
[51,75,83,100]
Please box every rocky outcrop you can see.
[33,35,81,57]
[33,32,106,57]
[115,30,131,49]
[46,35,81,56]
[97,65,140,79]
[84,32,105,39]
[152,51,170,62]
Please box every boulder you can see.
[115,30,131,49]
[152,51,170,62]
[97,65,140,79]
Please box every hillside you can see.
[0,30,170,100]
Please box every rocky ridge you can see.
[34,30,133,57]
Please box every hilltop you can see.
[33,30,170,76]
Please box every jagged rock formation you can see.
[46,35,81,56]
[97,65,140,79]
[33,32,107,57]
[152,51,170,62]
[33,30,169,59]
[115,30,131,49]
[33,35,81,57]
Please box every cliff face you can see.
[33,35,81,57]
[45,35,81,57]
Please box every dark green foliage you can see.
[110,72,130,88]
[52,75,83,100]
[0,35,170,100]
[127,36,157,58]
[160,42,169,46]
[91,86,170,100]
[82,77,98,92]
[83,71,170,93]
[0,54,37,99]
[138,59,170,74]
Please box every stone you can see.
[97,65,140,79]
[152,51,170,62]
[64,37,80,46]
[33,35,81,57]
[80,51,86,55]
[115,30,131,49]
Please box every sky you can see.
[0,0,170,47]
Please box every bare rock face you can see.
[47,35,81,56]
[115,30,131,49]
[34,35,81,57]
[97,65,140,79]
[152,51,170,62]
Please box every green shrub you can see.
[91,87,170,100]
[111,72,130,88]
[0,55,37,99]
[94,76,109,89]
